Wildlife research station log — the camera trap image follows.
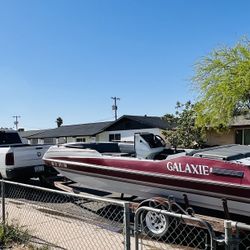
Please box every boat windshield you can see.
[140,134,166,148]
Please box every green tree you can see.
[56,117,63,127]
[192,38,250,129]
[163,101,205,148]
[162,113,179,149]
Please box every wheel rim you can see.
[145,211,169,235]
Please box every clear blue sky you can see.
[0,0,250,130]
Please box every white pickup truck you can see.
[0,129,51,180]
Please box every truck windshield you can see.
[0,132,22,145]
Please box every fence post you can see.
[1,180,5,236]
[224,220,232,250]
[134,209,140,250]
[234,225,239,250]
[124,202,131,250]
[1,180,5,224]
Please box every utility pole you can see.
[13,115,21,130]
[111,97,120,120]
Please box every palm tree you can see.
[56,117,63,127]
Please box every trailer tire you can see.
[142,208,169,238]
[140,200,170,238]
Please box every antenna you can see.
[13,115,21,130]
[111,97,120,120]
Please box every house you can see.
[21,121,112,144]
[20,115,171,145]
[97,115,171,142]
[206,115,250,146]
[19,129,48,144]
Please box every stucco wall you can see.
[96,128,162,142]
[30,129,167,145]
[206,129,235,146]
[65,136,94,143]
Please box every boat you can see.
[43,132,250,221]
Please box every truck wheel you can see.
[39,175,54,187]
[39,165,59,187]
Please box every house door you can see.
[235,129,250,145]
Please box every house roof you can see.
[26,121,113,139]
[230,115,250,127]
[102,115,172,131]
[123,115,171,129]
[19,130,48,138]
[23,115,171,139]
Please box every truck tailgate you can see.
[12,145,51,169]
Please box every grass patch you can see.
[0,222,50,249]
[26,245,50,250]
[0,222,30,248]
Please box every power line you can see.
[111,97,120,120]
[13,115,21,130]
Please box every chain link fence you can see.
[0,180,249,249]
[134,206,216,250]
[224,221,250,250]
[0,180,130,250]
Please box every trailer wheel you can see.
[143,209,169,237]
[140,200,170,238]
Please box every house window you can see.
[76,138,86,142]
[235,130,243,144]
[235,129,250,145]
[244,129,250,145]
[30,139,38,145]
[109,134,121,142]
[44,138,55,144]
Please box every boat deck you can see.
[188,144,250,161]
